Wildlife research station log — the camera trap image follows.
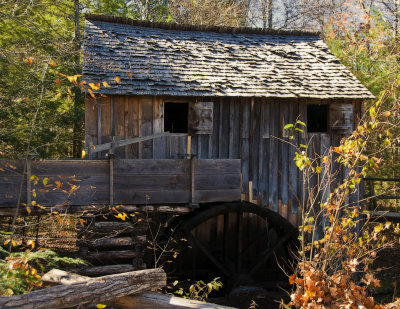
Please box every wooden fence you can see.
[0,158,241,209]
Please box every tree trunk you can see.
[72,0,83,158]
[268,0,273,29]
[0,268,166,309]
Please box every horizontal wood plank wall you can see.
[0,159,240,207]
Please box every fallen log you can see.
[110,292,237,309]
[0,268,166,309]
[42,269,88,285]
[42,269,236,309]
[79,264,142,276]
[77,235,147,248]
[83,249,144,261]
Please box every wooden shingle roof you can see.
[83,15,374,99]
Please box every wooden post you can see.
[108,152,115,205]
[368,179,375,211]
[191,155,196,205]
[97,98,102,159]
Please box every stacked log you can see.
[77,212,149,276]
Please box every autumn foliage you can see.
[284,78,400,308]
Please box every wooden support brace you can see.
[92,132,170,153]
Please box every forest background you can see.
[0,0,399,174]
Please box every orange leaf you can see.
[24,57,33,65]
[115,76,121,84]
[289,275,295,285]
[88,88,95,98]
[127,72,132,80]
[49,60,56,67]
[55,78,61,86]
[55,180,62,189]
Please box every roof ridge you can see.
[85,14,321,37]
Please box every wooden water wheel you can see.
[165,201,298,289]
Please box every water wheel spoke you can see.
[185,231,234,279]
[239,228,271,259]
[249,234,291,275]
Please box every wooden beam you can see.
[92,132,170,153]
[0,268,166,309]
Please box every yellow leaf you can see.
[96,305,107,309]
[115,76,121,84]
[102,81,110,87]
[56,92,62,98]
[27,240,35,249]
[43,177,49,186]
[73,75,81,83]
[32,190,37,198]
[30,175,36,181]
[89,83,100,90]
[68,88,72,96]
[81,150,86,158]
[49,60,56,67]
[11,240,16,247]
[31,201,36,206]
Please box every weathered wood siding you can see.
[0,159,241,208]
[85,95,362,224]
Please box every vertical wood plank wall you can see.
[85,95,362,225]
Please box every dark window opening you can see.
[307,104,328,133]
[164,102,188,133]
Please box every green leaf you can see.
[297,121,306,127]
[284,124,294,130]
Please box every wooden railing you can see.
[0,158,241,210]
[364,177,400,211]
